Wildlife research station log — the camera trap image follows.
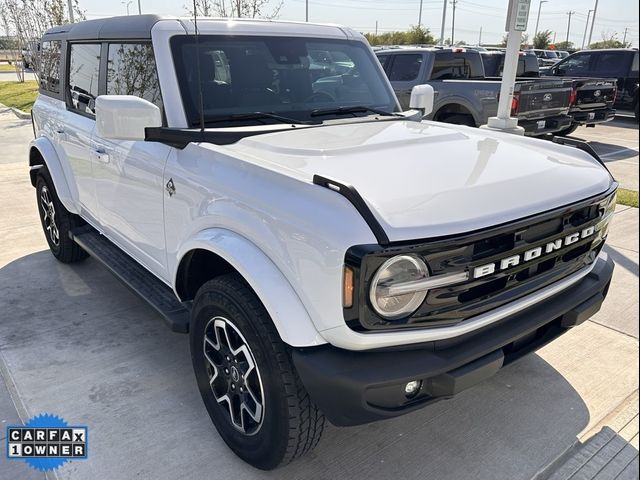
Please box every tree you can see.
[554,40,574,50]
[186,0,283,18]
[589,31,631,49]
[500,32,529,49]
[0,0,84,82]
[364,26,435,46]
[533,30,552,49]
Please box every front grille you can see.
[345,188,616,332]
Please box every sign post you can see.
[482,0,531,135]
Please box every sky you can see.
[75,0,640,47]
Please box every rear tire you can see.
[190,273,325,470]
[554,123,579,137]
[439,113,476,127]
[35,168,88,264]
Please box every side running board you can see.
[313,175,390,246]
[70,226,190,333]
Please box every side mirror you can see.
[95,95,161,141]
[409,84,434,116]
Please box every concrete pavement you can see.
[570,117,640,192]
[0,109,638,480]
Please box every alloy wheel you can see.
[40,185,60,246]
[203,316,265,435]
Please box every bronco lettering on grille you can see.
[472,225,596,279]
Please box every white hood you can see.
[222,120,614,242]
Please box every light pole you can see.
[587,0,598,47]
[418,0,423,28]
[565,11,575,45]
[137,0,141,14]
[623,27,628,44]
[439,0,448,46]
[122,0,132,15]
[450,0,458,45]
[534,0,548,38]
[581,9,593,49]
[66,0,74,22]
[305,0,308,22]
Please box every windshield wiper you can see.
[310,105,401,118]
[205,112,314,126]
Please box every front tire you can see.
[35,169,88,263]
[190,274,325,470]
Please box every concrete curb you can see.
[0,102,31,120]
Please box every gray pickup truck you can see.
[377,47,574,136]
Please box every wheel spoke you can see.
[204,334,219,351]
[203,351,219,382]
[202,316,265,435]
[241,394,262,423]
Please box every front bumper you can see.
[520,114,573,136]
[570,107,616,125]
[293,254,614,427]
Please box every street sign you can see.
[505,0,531,32]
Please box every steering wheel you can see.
[306,91,335,103]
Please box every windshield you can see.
[171,35,398,127]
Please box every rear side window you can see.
[592,52,630,77]
[39,40,61,94]
[376,55,391,73]
[68,43,101,115]
[480,53,500,77]
[431,52,483,80]
[631,52,639,75]
[520,55,539,77]
[557,53,592,76]
[388,54,422,81]
[106,43,163,112]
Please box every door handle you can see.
[91,148,110,164]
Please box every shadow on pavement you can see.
[605,244,639,278]
[0,250,592,480]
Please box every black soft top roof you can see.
[42,14,164,41]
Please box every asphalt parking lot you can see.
[0,107,638,480]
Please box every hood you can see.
[218,120,613,242]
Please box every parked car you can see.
[482,51,617,135]
[31,15,616,470]
[377,47,574,135]
[527,49,561,67]
[542,48,639,119]
[21,40,39,69]
[557,51,570,59]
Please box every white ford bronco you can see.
[30,15,616,470]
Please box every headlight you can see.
[369,255,429,319]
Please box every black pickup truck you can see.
[542,48,639,120]
[377,48,574,136]
[483,51,618,136]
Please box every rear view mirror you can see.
[409,84,434,116]
[95,95,162,141]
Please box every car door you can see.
[57,42,102,222]
[552,51,594,78]
[91,42,172,279]
[590,51,636,109]
[384,53,425,109]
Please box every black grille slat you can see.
[349,188,616,332]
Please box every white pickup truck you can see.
[30,15,616,470]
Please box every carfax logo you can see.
[6,413,88,472]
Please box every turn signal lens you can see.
[343,266,354,308]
